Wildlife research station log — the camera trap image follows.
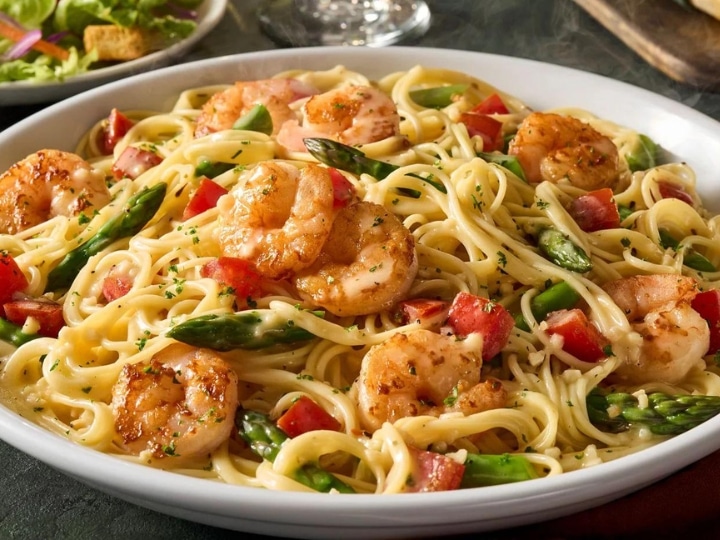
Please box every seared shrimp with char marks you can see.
[0,149,111,235]
[111,343,239,463]
[216,161,336,280]
[277,85,401,152]
[508,112,620,190]
[293,200,417,317]
[602,274,709,384]
[194,78,319,138]
[356,329,507,432]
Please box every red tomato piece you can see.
[102,274,133,302]
[182,177,229,220]
[97,108,134,155]
[471,93,509,115]
[328,167,356,209]
[568,188,621,232]
[658,181,694,206]
[691,290,720,355]
[201,257,262,300]
[112,146,163,180]
[545,309,609,362]
[405,446,465,493]
[4,299,65,338]
[459,113,503,151]
[276,395,341,438]
[0,252,29,309]
[447,292,514,360]
[397,298,450,328]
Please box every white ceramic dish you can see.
[0,0,227,106]
[2,47,720,539]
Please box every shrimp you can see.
[507,112,620,190]
[216,161,336,280]
[356,329,507,432]
[276,85,401,152]
[293,201,418,317]
[0,149,111,235]
[602,274,709,384]
[111,343,239,463]
[193,78,318,138]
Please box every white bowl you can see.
[2,47,720,539]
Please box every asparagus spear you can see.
[194,159,236,178]
[658,228,716,272]
[477,152,527,181]
[233,103,273,135]
[514,280,581,331]
[625,133,658,172]
[167,310,319,351]
[537,227,593,273]
[46,183,167,293]
[586,390,720,435]
[460,453,538,488]
[236,409,355,493]
[409,84,468,108]
[0,318,39,347]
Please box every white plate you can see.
[2,47,720,539]
[0,0,227,106]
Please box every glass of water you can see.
[257,0,431,47]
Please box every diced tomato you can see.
[396,298,450,328]
[691,290,720,355]
[182,177,229,220]
[471,93,509,115]
[568,188,621,232]
[658,181,694,206]
[405,446,465,493]
[276,395,341,438]
[447,292,514,360]
[102,273,133,302]
[0,252,29,311]
[201,257,262,301]
[544,309,609,362]
[328,167,356,209]
[112,146,163,180]
[97,108,134,155]
[459,113,503,151]
[4,299,65,338]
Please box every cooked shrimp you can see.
[111,343,239,462]
[356,330,507,432]
[194,78,318,138]
[293,201,418,317]
[276,85,401,152]
[216,161,336,280]
[507,112,620,190]
[603,274,709,384]
[0,149,111,235]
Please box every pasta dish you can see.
[1,64,720,494]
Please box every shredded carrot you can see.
[0,20,69,61]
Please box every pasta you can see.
[2,64,720,495]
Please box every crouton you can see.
[83,25,160,62]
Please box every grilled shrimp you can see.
[507,112,620,190]
[276,85,401,152]
[111,343,239,463]
[603,274,709,384]
[356,329,507,432]
[293,201,417,317]
[216,161,336,280]
[0,149,111,235]
[194,78,319,138]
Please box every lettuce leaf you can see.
[0,0,56,28]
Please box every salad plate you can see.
[0,0,227,106]
[2,47,720,539]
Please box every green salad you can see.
[0,0,204,84]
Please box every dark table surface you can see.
[3,1,720,539]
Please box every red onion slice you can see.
[2,28,41,61]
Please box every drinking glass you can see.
[257,0,431,47]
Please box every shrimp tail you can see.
[236,409,355,493]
